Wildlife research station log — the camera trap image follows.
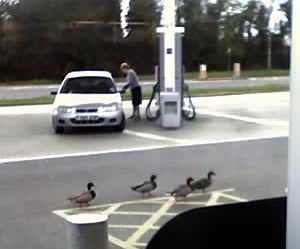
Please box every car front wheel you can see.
[54,126,64,134]
[114,114,126,132]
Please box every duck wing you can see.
[68,191,93,204]
[171,184,185,195]
[131,181,154,193]
[172,185,192,197]
[191,178,211,190]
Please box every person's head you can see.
[120,62,130,74]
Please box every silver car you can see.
[51,71,125,134]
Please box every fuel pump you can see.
[145,0,196,125]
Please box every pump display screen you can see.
[164,101,177,114]
[167,48,173,54]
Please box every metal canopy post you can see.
[287,0,300,248]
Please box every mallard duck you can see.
[67,182,96,207]
[168,177,194,200]
[131,175,158,197]
[191,171,216,193]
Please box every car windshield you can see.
[60,76,117,94]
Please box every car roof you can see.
[64,71,113,79]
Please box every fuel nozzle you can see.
[183,83,189,91]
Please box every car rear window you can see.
[60,76,117,94]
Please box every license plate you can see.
[76,115,98,121]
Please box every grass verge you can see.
[0,83,288,107]
[0,69,289,86]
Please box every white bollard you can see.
[199,64,207,79]
[65,213,108,249]
[233,63,241,78]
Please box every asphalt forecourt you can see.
[54,188,248,249]
[0,92,289,163]
[0,92,288,249]
[0,137,287,249]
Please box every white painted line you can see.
[0,145,168,164]
[0,105,52,116]
[249,77,257,81]
[0,135,287,164]
[124,130,190,144]
[197,108,289,127]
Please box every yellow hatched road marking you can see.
[205,192,220,206]
[52,188,237,214]
[111,211,177,216]
[173,201,207,205]
[126,198,175,245]
[218,192,248,202]
[102,203,122,215]
[134,242,147,247]
[109,235,138,249]
[109,224,160,230]
[52,188,248,249]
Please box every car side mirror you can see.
[51,91,58,95]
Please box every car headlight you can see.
[98,103,121,112]
[57,106,75,114]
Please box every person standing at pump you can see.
[120,63,142,119]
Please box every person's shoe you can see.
[128,115,135,119]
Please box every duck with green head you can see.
[131,175,158,198]
[168,177,195,201]
[191,171,216,193]
[67,182,96,207]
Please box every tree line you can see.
[0,0,291,80]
